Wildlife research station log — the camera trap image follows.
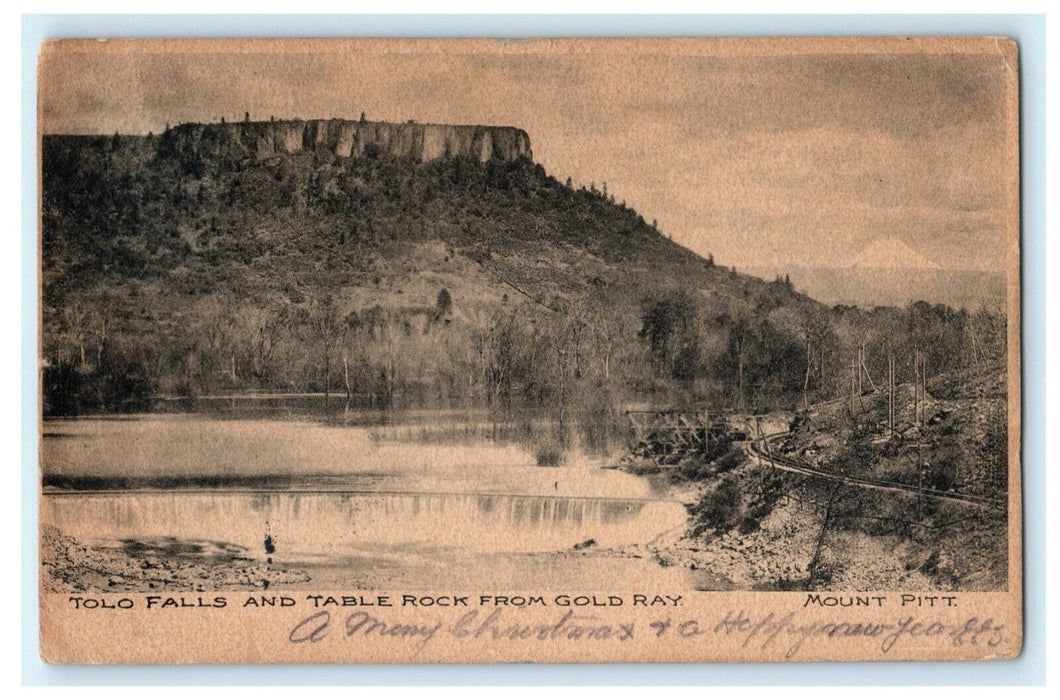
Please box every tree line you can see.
[42,278,1006,423]
[40,133,1006,422]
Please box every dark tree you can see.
[639,289,700,378]
[434,288,453,320]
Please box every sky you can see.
[39,39,1015,272]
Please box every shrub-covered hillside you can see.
[41,123,1004,423]
[41,125,822,415]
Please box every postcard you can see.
[38,36,1021,663]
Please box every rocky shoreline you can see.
[613,451,938,592]
[40,525,311,594]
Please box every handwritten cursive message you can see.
[286,606,1005,659]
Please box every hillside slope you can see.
[43,122,812,319]
[42,121,828,413]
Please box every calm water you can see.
[41,414,689,589]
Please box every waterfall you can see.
[42,491,685,561]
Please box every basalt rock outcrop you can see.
[162,118,532,164]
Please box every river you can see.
[41,413,690,590]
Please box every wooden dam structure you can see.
[625,408,745,464]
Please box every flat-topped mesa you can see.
[166,118,533,163]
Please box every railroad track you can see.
[744,431,1006,511]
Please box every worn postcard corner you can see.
[38,36,1021,665]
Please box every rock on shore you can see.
[40,526,311,593]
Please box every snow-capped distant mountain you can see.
[849,237,941,270]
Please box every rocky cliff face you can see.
[165,119,532,163]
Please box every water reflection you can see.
[43,491,686,563]
[42,414,689,589]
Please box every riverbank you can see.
[40,413,686,593]
[41,525,311,593]
[40,409,983,594]
[614,446,938,591]
[41,523,696,593]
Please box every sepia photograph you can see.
[36,36,1021,663]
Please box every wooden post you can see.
[888,354,894,437]
[913,346,918,427]
[803,335,812,409]
[765,420,775,469]
[917,460,925,522]
[96,314,107,368]
[820,340,825,400]
[921,355,928,414]
[849,353,856,415]
[703,409,711,457]
[852,343,860,396]
[387,344,395,410]
[859,348,878,392]
[342,355,351,424]
[969,322,985,369]
[754,416,764,468]
[738,356,745,410]
[918,349,926,424]
[808,487,841,587]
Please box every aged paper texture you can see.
[38,37,1021,664]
